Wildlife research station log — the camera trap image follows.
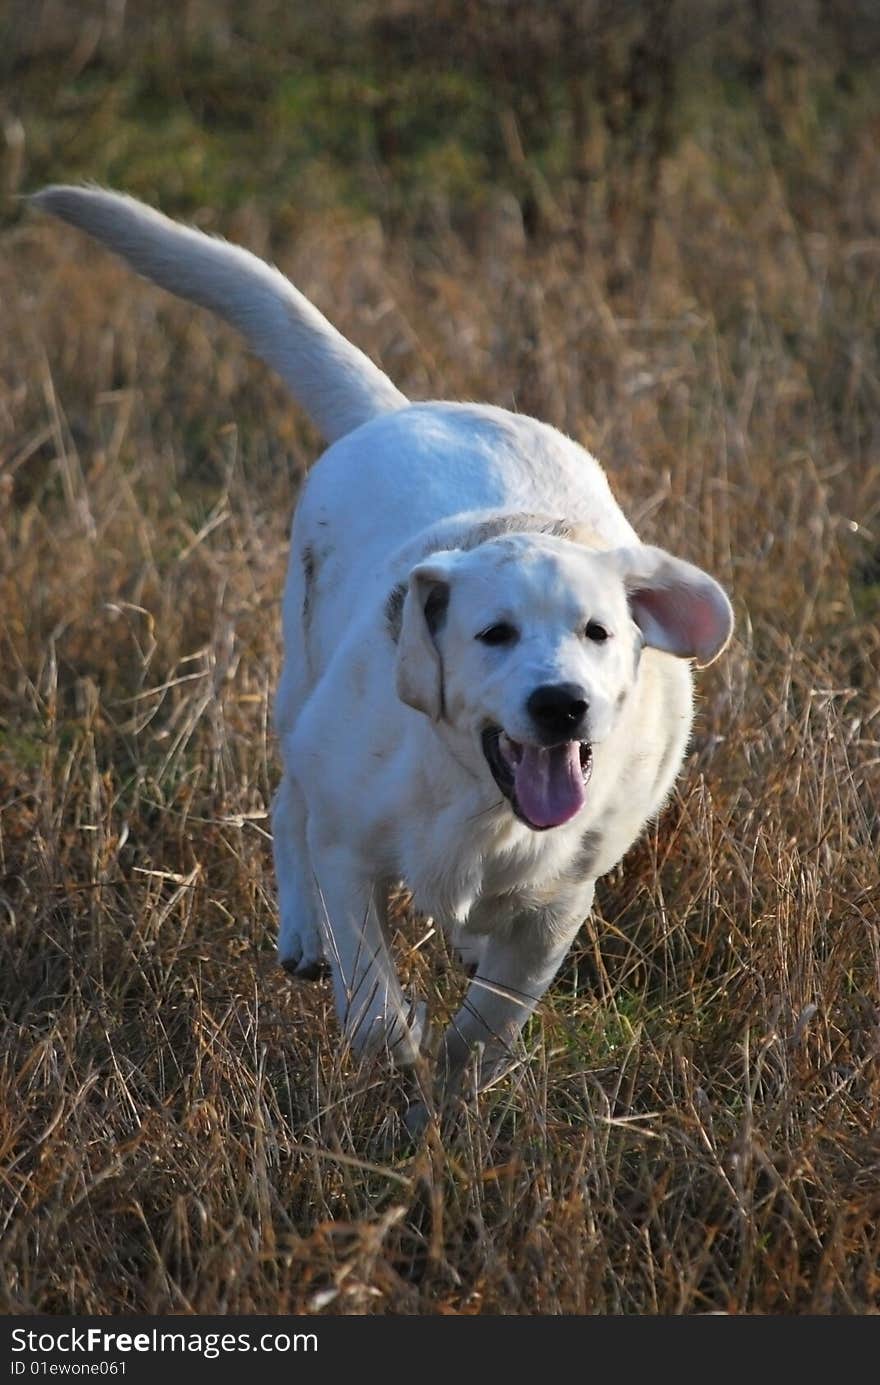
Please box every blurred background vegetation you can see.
[4,0,880,245]
[6,1,880,453]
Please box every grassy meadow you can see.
[1,0,879,1313]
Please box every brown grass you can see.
[1,1,879,1314]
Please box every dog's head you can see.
[394,532,732,831]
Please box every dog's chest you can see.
[401,804,578,931]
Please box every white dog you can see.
[34,187,733,1115]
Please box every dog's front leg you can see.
[308,840,424,1066]
[413,883,595,1127]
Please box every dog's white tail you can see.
[32,185,408,444]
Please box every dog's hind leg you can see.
[273,540,328,977]
[273,772,325,978]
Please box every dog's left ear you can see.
[613,545,733,667]
[395,554,458,720]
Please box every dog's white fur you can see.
[34,186,733,1109]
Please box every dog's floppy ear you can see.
[612,545,733,667]
[395,554,458,720]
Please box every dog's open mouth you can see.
[481,727,592,831]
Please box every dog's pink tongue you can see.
[514,742,585,829]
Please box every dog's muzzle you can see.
[482,727,592,831]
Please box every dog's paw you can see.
[277,910,326,980]
[347,997,427,1068]
[280,953,327,981]
[403,1097,430,1139]
[452,932,485,978]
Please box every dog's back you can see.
[290,401,641,669]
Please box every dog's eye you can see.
[477,622,518,647]
[585,621,609,643]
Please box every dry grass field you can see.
[1,1,879,1314]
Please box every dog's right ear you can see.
[395,554,458,721]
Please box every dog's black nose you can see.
[527,683,589,742]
